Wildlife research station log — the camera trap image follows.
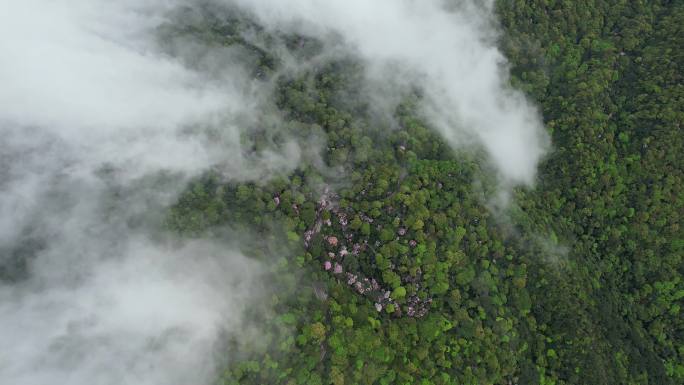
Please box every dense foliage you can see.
[166,1,683,384]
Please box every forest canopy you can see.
[0,1,681,385]
[164,1,684,385]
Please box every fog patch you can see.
[1,1,552,384]
[0,239,261,385]
[0,1,290,384]
[226,0,550,186]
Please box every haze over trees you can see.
[0,1,682,385]
[166,1,683,384]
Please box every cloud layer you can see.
[0,1,548,384]
[0,1,274,384]
[228,0,549,185]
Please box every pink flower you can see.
[409,240,417,247]
[398,227,406,236]
[324,261,332,271]
[327,236,338,247]
[339,247,348,257]
[333,263,343,274]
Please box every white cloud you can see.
[0,1,549,384]
[228,0,549,185]
[0,1,276,384]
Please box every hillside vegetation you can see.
[166,1,684,384]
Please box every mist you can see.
[227,0,550,186]
[0,0,548,384]
[0,1,285,384]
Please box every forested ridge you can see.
[166,1,684,384]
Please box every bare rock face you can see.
[303,187,432,318]
[312,282,328,301]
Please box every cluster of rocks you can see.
[297,186,432,318]
[402,267,432,318]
